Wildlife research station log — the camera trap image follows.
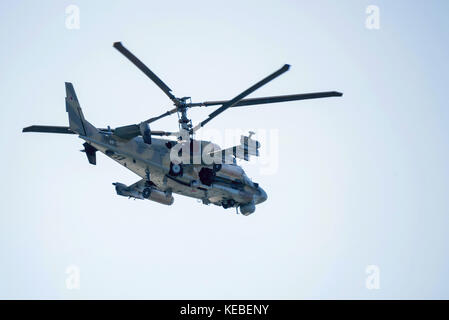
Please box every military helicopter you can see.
[23,42,342,216]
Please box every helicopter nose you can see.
[255,187,267,204]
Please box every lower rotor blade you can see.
[114,124,175,139]
[143,107,178,124]
[151,130,175,136]
[113,124,140,139]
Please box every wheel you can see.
[142,188,151,199]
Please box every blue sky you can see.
[1,0,448,299]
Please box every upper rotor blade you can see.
[113,42,175,100]
[198,91,343,107]
[192,64,290,132]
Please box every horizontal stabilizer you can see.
[22,125,75,134]
[23,125,118,135]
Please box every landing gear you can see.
[142,168,152,198]
[221,199,235,209]
[145,168,151,187]
[142,187,151,199]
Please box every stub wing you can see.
[113,179,174,206]
[127,179,145,190]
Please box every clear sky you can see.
[1,0,448,299]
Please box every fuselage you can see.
[82,130,266,214]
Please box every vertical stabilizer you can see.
[65,82,96,136]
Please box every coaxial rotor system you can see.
[112,42,342,140]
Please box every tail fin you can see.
[65,82,96,136]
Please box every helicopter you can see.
[23,42,342,216]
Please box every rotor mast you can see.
[175,98,192,132]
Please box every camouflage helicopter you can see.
[23,42,342,216]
